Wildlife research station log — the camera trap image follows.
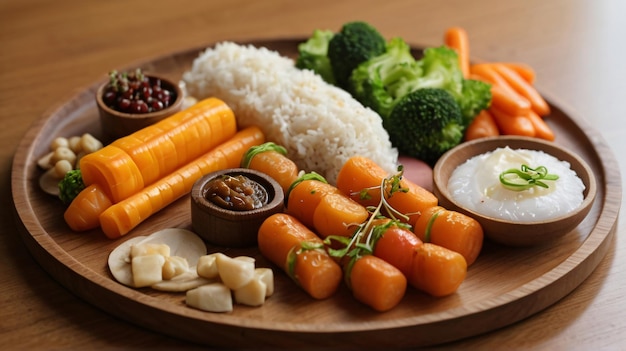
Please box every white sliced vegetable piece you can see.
[216,254,255,290]
[108,236,147,287]
[132,254,166,288]
[131,243,170,259]
[151,270,214,292]
[234,276,267,307]
[162,256,189,280]
[186,283,233,313]
[135,228,207,268]
[108,228,206,287]
[39,168,61,196]
[197,253,225,279]
[255,268,274,297]
[37,151,54,170]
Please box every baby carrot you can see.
[336,156,438,226]
[99,126,265,238]
[464,109,500,141]
[413,206,483,266]
[527,110,555,141]
[444,26,470,78]
[500,62,536,84]
[257,213,342,300]
[491,63,551,116]
[285,174,342,229]
[345,254,407,312]
[489,105,536,137]
[312,192,369,239]
[241,142,300,194]
[371,220,422,278]
[408,243,467,297]
[469,69,531,117]
[63,184,113,231]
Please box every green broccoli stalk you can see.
[327,21,387,90]
[58,169,85,205]
[295,29,336,84]
[384,88,464,165]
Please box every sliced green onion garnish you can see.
[499,164,559,191]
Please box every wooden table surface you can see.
[2,0,624,349]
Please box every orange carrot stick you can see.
[345,254,407,312]
[99,126,265,238]
[470,68,531,117]
[80,98,237,202]
[257,213,342,300]
[491,63,551,116]
[444,26,470,78]
[413,206,483,266]
[527,110,555,141]
[489,105,536,137]
[312,192,369,239]
[408,243,467,297]
[63,184,113,231]
[500,62,536,84]
[336,156,438,226]
[241,142,300,194]
[464,109,500,141]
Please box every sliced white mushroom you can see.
[39,168,60,196]
[186,283,233,313]
[216,254,255,290]
[37,151,54,170]
[151,270,215,292]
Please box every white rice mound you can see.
[182,41,399,184]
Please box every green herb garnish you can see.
[499,164,559,191]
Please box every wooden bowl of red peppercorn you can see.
[96,69,183,140]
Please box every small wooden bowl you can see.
[191,168,284,247]
[433,136,597,247]
[96,72,183,141]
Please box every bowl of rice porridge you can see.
[433,136,597,246]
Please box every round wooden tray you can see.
[11,38,621,348]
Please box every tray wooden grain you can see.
[11,38,621,348]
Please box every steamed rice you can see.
[182,41,398,184]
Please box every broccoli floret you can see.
[349,37,422,118]
[327,21,387,90]
[458,78,492,126]
[384,88,464,165]
[295,29,336,84]
[59,169,85,205]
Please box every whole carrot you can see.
[444,26,470,78]
[344,254,407,312]
[413,206,483,266]
[241,142,300,194]
[500,62,536,84]
[80,98,237,202]
[464,109,500,141]
[408,243,467,297]
[257,213,342,300]
[99,126,265,238]
[491,63,551,116]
